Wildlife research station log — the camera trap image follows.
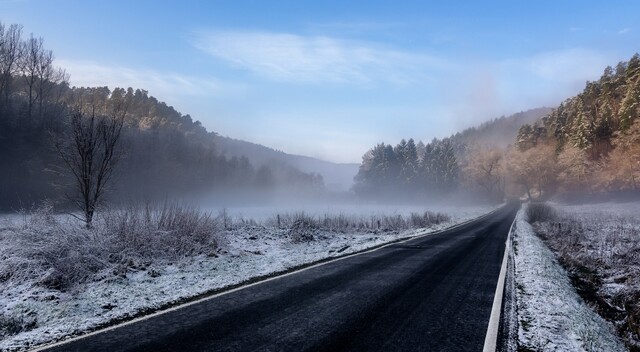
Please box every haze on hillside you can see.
[1,1,639,212]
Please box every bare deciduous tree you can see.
[0,23,23,110]
[19,34,44,121]
[56,95,129,227]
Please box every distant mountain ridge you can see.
[218,108,552,194]
[449,107,553,149]
[215,136,360,192]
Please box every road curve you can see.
[42,204,518,352]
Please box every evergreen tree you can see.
[516,124,535,151]
[619,77,639,131]
[595,99,614,139]
[572,98,594,150]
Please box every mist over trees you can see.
[353,138,459,199]
[512,53,640,199]
[354,54,640,202]
[0,21,325,211]
[352,109,551,202]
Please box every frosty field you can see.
[511,206,626,351]
[529,201,640,351]
[0,203,498,351]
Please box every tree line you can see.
[353,138,459,199]
[355,54,640,202]
[0,21,325,212]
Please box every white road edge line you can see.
[482,213,517,352]
[32,207,504,352]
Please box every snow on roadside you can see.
[0,205,496,351]
[512,207,626,351]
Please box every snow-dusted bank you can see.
[510,205,626,351]
[0,204,496,351]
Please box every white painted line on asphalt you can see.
[32,207,504,352]
[482,214,516,352]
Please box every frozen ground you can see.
[532,201,640,351]
[210,203,486,221]
[512,205,627,351]
[0,204,497,351]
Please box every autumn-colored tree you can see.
[505,144,557,200]
[463,145,504,201]
[557,145,592,192]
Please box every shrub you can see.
[0,201,219,291]
[288,213,317,243]
[0,313,37,339]
[101,202,219,262]
[271,210,452,235]
[526,202,557,223]
[410,211,451,228]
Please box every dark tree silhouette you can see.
[55,98,128,227]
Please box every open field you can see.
[0,203,498,351]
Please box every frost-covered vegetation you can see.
[0,203,494,350]
[530,202,640,351]
[511,205,626,351]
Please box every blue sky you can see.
[1,0,638,163]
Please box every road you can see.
[43,204,518,352]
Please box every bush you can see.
[410,211,451,228]
[271,210,452,236]
[0,313,37,339]
[288,213,317,243]
[526,202,557,223]
[0,203,108,290]
[0,201,220,291]
[103,202,219,262]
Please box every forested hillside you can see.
[450,107,552,149]
[0,22,324,210]
[216,136,359,192]
[512,53,640,198]
[352,108,550,201]
[354,54,640,202]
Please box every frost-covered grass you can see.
[531,201,640,351]
[512,204,627,351]
[0,202,497,351]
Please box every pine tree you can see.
[440,140,459,191]
[625,53,640,81]
[572,98,594,150]
[516,124,535,151]
[618,77,639,131]
[399,138,418,189]
[595,99,614,140]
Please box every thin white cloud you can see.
[521,48,609,84]
[439,48,611,130]
[56,59,238,97]
[192,30,451,85]
[618,28,631,34]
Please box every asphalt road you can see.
[43,204,518,352]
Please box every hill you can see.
[450,107,553,149]
[511,53,640,197]
[351,107,551,199]
[215,136,359,192]
[0,22,329,209]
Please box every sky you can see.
[1,0,639,163]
